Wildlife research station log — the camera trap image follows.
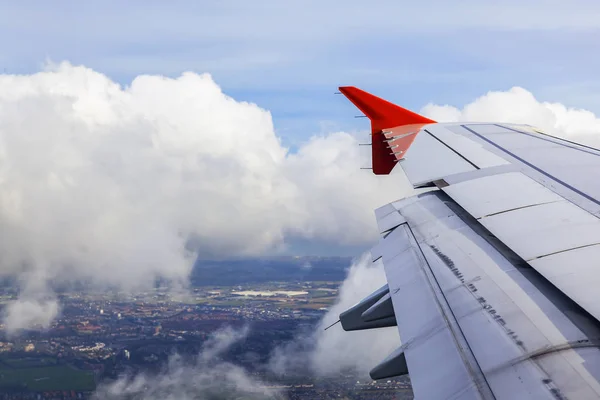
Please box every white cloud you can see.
[93,325,283,400]
[421,86,600,146]
[0,62,405,331]
[3,63,600,334]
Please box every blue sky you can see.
[2,0,600,148]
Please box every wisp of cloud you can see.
[269,254,399,379]
[93,325,284,400]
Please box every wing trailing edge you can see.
[338,86,435,175]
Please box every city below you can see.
[0,257,413,399]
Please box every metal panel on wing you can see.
[529,244,600,320]
[377,211,406,233]
[442,172,564,219]
[382,224,485,399]
[374,225,413,264]
[479,200,600,261]
[394,192,600,399]
[399,130,477,187]
[459,123,600,216]
[426,124,509,169]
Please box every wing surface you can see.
[337,87,600,399]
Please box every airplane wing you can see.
[338,86,600,399]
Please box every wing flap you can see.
[442,169,600,326]
[478,200,600,261]
[363,192,600,399]
[379,222,489,399]
[529,244,600,313]
[426,124,510,169]
[442,171,563,219]
[398,129,478,187]
[387,121,600,325]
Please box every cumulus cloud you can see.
[3,63,600,334]
[93,325,283,400]
[0,62,405,331]
[269,254,399,379]
[421,86,600,146]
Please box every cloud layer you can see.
[0,62,405,331]
[2,63,600,333]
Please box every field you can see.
[0,357,95,391]
[0,356,56,368]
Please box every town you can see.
[0,257,413,399]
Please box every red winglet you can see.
[339,86,435,175]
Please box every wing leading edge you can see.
[338,88,600,399]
